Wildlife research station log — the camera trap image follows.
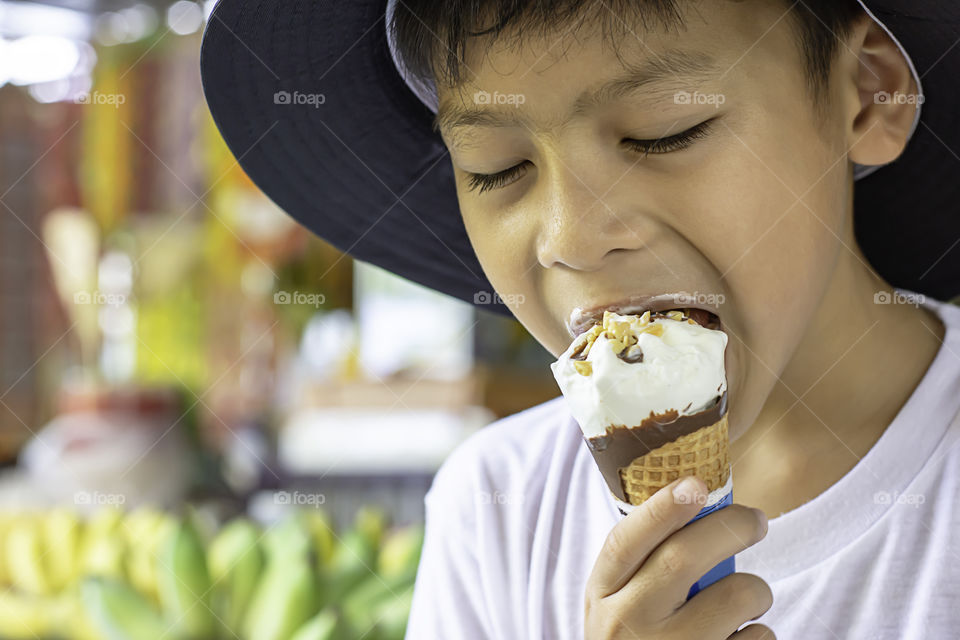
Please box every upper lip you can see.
[565,293,724,338]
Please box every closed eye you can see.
[466,161,531,194]
[464,118,716,194]
[622,118,715,157]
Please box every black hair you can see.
[389,0,865,109]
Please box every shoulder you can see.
[426,395,576,510]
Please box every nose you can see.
[535,170,652,271]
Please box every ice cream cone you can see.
[619,414,730,505]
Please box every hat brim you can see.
[854,3,960,302]
[200,0,501,312]
[200,0,960,313]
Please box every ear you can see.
[845,13,920,166]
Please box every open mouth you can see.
[567,295,724,338]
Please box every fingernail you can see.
[672,476,705,505]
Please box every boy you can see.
[200,1,960,637]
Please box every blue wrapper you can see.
[685,485,735,600]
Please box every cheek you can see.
[712,128,848,374]
[460,202,568,350]
[460,204,533,293]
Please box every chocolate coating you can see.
[585,391,727,502]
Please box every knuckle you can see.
[603,523,631,560]
[644,493,677,527]
[585,602,629,640]
[655,541,690,576]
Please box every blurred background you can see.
[0,1,560,638]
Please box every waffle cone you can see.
[619,414,730,505]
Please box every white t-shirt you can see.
[406,294,960,640]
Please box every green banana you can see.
[156,519,216,639]
[126,547,158,604]
[207,517,264,634]
[131,511,176,603]
[320,529,378,607]
[289,608,345,640]
[0,514,12,587]
[335,528,378,570]
[120,506,168,555]
[370,582,415,640]
[243,557,321,640]
[377,526,424,583]
[340,573,415,633]
[44,507,83,590]
[263,513,315,562]
[81,576,182,640]
[122,510,175,604]
[79,507,126,579]
[55,585,106,640]
[299,508,337,569]
[6,515,52,595]
[353,507,388,552]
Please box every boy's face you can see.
[436,1,859,441]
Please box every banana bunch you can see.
[0,506,171,640]
[234,507,421,640]
[0,504,423,640]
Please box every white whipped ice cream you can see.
[551,311,727,438]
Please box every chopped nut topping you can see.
[580,324,604,358]
[620,345,644,363]
[607,338,626,355]
[608,321,626,340]
[574,309,684,364]
[570,339,588,360]
[574,361,593,376]
[640,323,665,337]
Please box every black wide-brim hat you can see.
[200,1,960,317]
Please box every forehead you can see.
[435,49,719,140]
[434,1,801,142]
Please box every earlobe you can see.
[847,15,919,167]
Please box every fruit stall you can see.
[0,505,422,640]
[0,2,560,639]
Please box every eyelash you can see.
[465,118,716,194]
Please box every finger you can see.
[588,475,707,598]
[674,572,774,639]
[627,503,767,610]
[728,623,776,639]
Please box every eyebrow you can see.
[434,49,720,144]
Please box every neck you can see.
[731,246,946,518]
